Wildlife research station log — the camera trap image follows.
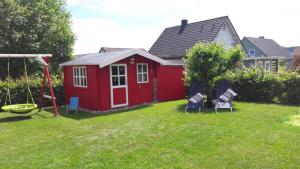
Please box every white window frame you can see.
[111,64,127,87]
[73,66,88,88]
[265,60,271,71]
[136,63,148,84]
[110,64,128,108]
[248,49,256,57]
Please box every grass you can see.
[0,100,299,169]
[288,114,300,126]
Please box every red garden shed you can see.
[60,49,185,111]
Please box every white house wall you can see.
[213,21,239,49]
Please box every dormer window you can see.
[248,49,256,57]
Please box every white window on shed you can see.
[73,66,87,87]
[137,63,148,83]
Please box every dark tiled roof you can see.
[245,37,290,57]
[149,16,229,59]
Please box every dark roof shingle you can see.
[245,37,290,57]
[149,16,229,59]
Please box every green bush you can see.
[0,73,64,108]
[223,67,300,104]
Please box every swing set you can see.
[0,54,59,116]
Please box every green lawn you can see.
[0,100,299,169]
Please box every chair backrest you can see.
[189,80,203,97]
[216,80,231,98]
[70,97,79,108]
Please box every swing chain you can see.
[3,56,35,106]
[4,56,11,105]
[23,56,35,104]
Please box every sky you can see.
[67,0,299,55]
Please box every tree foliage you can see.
[0,0,74,78]
[184,42,245,107]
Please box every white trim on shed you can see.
[59,49,167,68]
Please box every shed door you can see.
[110,64,128,108]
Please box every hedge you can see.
[223,67,300,104]
[0,73,64,108]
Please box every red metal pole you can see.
[45,66,59,116]
[38,68,47,111]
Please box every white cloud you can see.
[68,0,300,54]
[68,0,201,17]
[72,17,162,54]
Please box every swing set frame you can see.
[0,54,59,116]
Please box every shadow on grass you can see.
[0,109,52,123]
[177,104,239,114]
[44,104,153,120]
[0,115,32,123]
[235,100,300,108]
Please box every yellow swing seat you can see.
[1,104,38,114]
[2,56,38,115]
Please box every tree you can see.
[0,0,75,78]
[184,42,245,108]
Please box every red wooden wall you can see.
[156,66,186,101]
[63,65,101,110]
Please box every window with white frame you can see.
[111,65,126,86]
[73,66,87,87]
[265,61,271,71]
[248,49,256,57]
[137,63,148,83]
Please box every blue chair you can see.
[215,80,234,112]
[66,97,79,114]
[185,81,205,113]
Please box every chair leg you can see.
[231,107,233,113]
[215,107,218,113]
[185,107,188,113]
[66,107,68,114]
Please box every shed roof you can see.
[99,47,147,53]
[149,16,229,59]
[60,49,167,68]
[244,37,290,57]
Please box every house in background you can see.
[285,46,300,69]
[242,36,290,71]
[149,16,242,61]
